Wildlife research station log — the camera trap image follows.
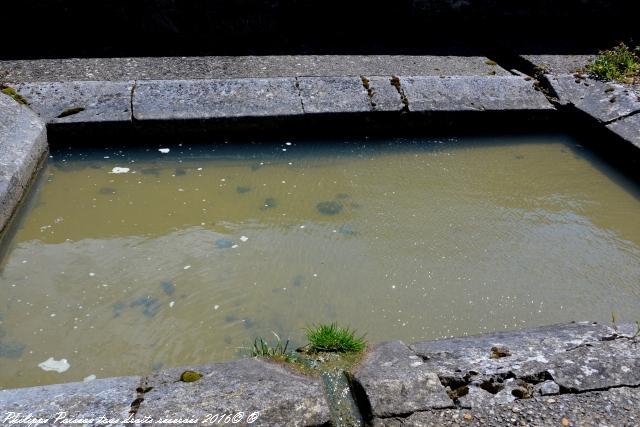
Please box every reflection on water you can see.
[0,134,639,388]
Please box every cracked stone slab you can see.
[296,77,371,114]
[520,54,596,75]
[411,322,612,380]
[411,322,640,395]
[0,92,47,233]
[133,78,303,121]
[399,76,554,111]
[136,358,330,426]
[549,337,640,391]
[364,76,405,112]
[0,376,139,421]
[372,386,640,426]
[607,113,640,149]
[352,341,453,418]
[546,75,640,122]
[11,81,133,124]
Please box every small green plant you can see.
[305,323,366,353]
[587,43,640,83]
[250,332,293,362]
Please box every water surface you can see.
[1,134,639,388]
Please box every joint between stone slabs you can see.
[293,76,306,114]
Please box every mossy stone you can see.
[180,370,203,382]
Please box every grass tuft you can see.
[305,322,366,353]
[250,331,293,362]
[587,43,640,83]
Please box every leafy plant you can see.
[305,322,366,353]
[250,332,293,362]
[587,43,640,83]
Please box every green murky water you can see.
[1,134,639,389]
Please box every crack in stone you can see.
[129,80,137,122]
[390,75,410,113]
[129,379,153,416]
[293,77,306,114]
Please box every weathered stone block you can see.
[0,376,139,421]
[136,358,330,426]
[352,341,453,418]
[547,75,640,122]
[607,113,640,149]
[133,78,303,120]
[296,77,371,114]
[0,91,47,233]
[364,76,405,112]
[400,75,554,111]
[12,81,133,124]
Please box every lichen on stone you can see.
[1,86,28,105]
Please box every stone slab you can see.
[546,75,640,122]
[12,81,133,124]
[296,77,371,114]
[136,358,330,426]
[520,54,596,75]
[411,322,640,395]
[399,75,554,112]
[0,91,47,234]
[0,376,140,422]
[352,341,453,418]
[133,78,303,121]
[0,56,511,82]
[607,113,640,149]
[365,76,405,112]
[373,386,640,426]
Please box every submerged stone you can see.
[338,224,357,236]
[0,340,25,359]
[262,197,277,209]
[292,275,304,287]
[215,238,234,249]
[140,168,161,176]
[130,295,157,308]
[317,201,343,215]
[236,186,251,194]
[98,187,116,195]
[143,302,162,318]
[174,168,187,176]
[112,302,126,318]
[161,281,175,296]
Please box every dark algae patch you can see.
[262,197,277,209]
[317,201,343,215]
[215,238,234,249]
[161,281,175,296]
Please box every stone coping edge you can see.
[0,321,638,426]
[0,92,48,236]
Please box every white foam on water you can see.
[159,148,170,154]
[110,167,130,174]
